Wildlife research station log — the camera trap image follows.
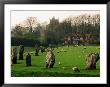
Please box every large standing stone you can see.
[26,53,31,66]
[85,53,100,70]
[45,48,55,68]
[12,47,17,64]
[19,45,24,60]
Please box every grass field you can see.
[11,45,100,77]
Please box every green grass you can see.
[11,45,100,77]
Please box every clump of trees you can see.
[11,14,100,46]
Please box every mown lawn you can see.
[11,45,100,77]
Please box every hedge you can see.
[11,37,40,47]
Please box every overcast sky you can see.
[11,10,100,27]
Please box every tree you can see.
[24,17,38,32]
[11,24,23,37]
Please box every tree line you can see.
[11,14,100,46]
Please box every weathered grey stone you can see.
[45,47,55,68]
[35,44,39,56]
[12,47,17,64]
[19,45,24,60]
[85,53,100,70]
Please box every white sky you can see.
[11,10,100,27]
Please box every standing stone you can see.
[95,53,100,63]
[26,53,31,66]
[85,53,100,70]
[12,47,17,64]
[45,48,55,68]
[19,45,24,60]
[35,44,39,56]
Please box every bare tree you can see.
[24,17,38,32]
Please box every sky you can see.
[11,10,100,27]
